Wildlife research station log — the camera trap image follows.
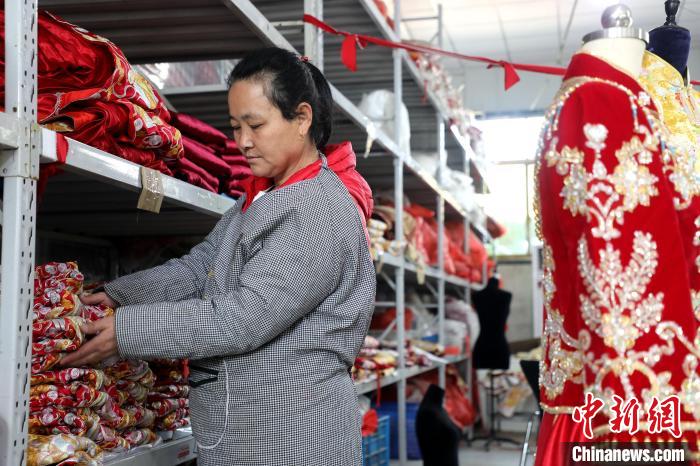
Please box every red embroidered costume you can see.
[534,53,700,464]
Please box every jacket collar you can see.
[564,52,645,94]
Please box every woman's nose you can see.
[239,128,254,151]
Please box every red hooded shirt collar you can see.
[240,142,374,223]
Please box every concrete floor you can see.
[389,439,532,466]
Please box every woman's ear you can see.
[295,102,313,138]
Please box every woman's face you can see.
[228,79,313,183]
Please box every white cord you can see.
[196,361,230,450]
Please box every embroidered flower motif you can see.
[578,232,664,355]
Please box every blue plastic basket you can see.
[376,403,422,460]
[362,415,390,466]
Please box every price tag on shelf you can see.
[137,166,164,213]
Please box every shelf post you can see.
[437,114,447,389]
[304,0,324,72]
[0,1,39,465]
[392,1,408,464]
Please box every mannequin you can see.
[415,385,461,466]
[580,4,647,77]
[471,276,511,370]
[648,0,691,77]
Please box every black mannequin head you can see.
[487,275,500,290]
[425,384,445,404]
[648,0,691,77]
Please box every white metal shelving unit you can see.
[1,1,487,465]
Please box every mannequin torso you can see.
[579,37,646,78]
[648,26,691,77]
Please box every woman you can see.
[61,47,377,466]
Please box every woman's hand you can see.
[80,291,117,309]
[60,316,119,367]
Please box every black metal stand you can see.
[469,370,521,451]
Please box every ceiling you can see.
[393,0,700,113]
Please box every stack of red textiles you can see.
[30,261,159,454]
[100,360,158,449]
[31,262,121,451]
[171,112,252,198]
[446,222,492,283]
[147,360,191,431]
[221,140,252,198]
[0,11,183,175]
[371,198,492,283]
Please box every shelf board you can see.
[355,354,469,395]
[107,436,196,466]
[40,131,234,217]
[377,253,482,289]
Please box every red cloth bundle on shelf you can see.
[30,384,109,411]
[221,154,250,169]
[33,316,84,345]
[123,428,158,447]
[28,433,103,465]
[147,359,190,431]
[486,216,507,239]
[181,136,234,179]
[223,139,242,155]
[33,289,82,321]
[170,112,253,198]
[175,157,220,193]
[172,112,228,152]
[0,11,184,172]
[29,407,99,438]
[30,261,160,454]
[32,368,107,391]
[446,222,491,282]
[148,398,189,417]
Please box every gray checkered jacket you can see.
[105,159,376,466]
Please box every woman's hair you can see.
[227,47,333,150]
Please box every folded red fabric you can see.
[32,368,107,391]
[29,407,94,437]
[147,398,189,417]
[221,154,249,166]
[172,112,227,150]
[0,10,183,164]
[182,136,233,178]
[33,317,84,341]
[174,168,218,193]
[176,157,220,192]
[222,139,241,155]
[30,384,109,411]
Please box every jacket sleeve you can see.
[103,208,235,307]
[113,204,342,361]
[537,84,695,409]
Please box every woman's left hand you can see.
[60,316,119,367]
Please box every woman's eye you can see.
[231,126,241,132]
[250,124,262,130]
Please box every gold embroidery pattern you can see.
[540,245,587,399]
[640,51,699,210]
[543,121,660,240]
[535,75,700,429]
[578,232,664,354]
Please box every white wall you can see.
[499,261,535,343]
